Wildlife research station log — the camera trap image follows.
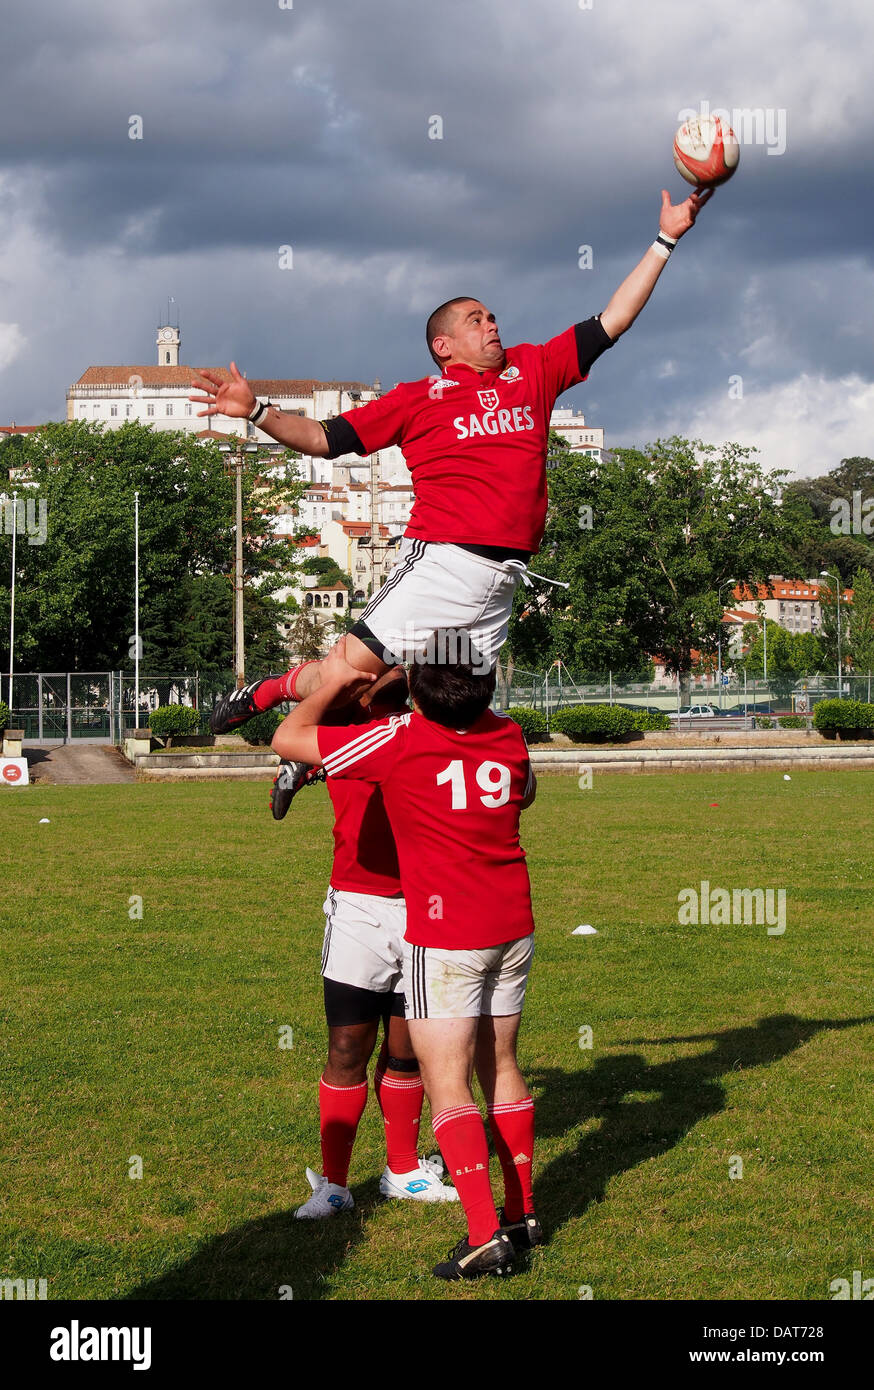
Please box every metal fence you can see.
[8,672,200,745]
[493,665,874,722]
[6,665,871,744]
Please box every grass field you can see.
[2,770,873,1302]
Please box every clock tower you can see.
[156,323,180,366]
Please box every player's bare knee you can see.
[345,630,391,677]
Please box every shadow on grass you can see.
[529,1013,874,1242]
[123,1014,872,1299]
[123,1176,385,1302]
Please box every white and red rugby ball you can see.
[673,114,739,187]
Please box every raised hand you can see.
[659,186,714,241]
[323,636,378,696]
[189,361,256,419]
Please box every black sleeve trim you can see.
[320,415,367,459]
[574,315,615,378]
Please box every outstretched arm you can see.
[189,360,330,456]
[599,188,713,341]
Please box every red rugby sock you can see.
[319,1077,368,1186]
[487,1096,535,1222]
[432,1104,498,1247]
[252,662,319,710]
[374,1069,424,1174]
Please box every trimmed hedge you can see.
[148,705,202,738]
[551,703,635,741]
[0,699,8,732]
[240,708,284,746]
[754,716,774,729]
[813,698,874,732]
[778,714,807,729]
[503,706,548,742]
[630,709,671,732]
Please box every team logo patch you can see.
[499,365,522,382]
[478,389,500,410]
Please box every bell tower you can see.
[156,323,180,366]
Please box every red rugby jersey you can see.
[317,710,535,949]
[325,706,402,896]
[335,317,613,552]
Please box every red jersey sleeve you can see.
[539,316,615,402]
[339,386,409,455]
[318,712,411,783]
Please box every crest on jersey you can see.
[499,365,521,382]
[478,389,500,410]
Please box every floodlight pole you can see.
[820,570,841,698]
[7,491,17,711]
[716,579,736,711]
[134,491,140,724]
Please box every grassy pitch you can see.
[1,770,872,1301]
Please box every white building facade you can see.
[549,408,604,457]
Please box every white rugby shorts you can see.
[403,933,534,1020]
[358,539,523,667]
[321,887,407,995]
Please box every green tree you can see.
[847,566,874,700]
[300,555,353,594]
[816,570,852,688]
[740,618,824,699]
[0,421,306,680]
[783,456,874,583]
[284,611,326,663]
[508,435,812,698]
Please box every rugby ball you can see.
[673,114,739,187]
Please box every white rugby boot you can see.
[379,1154,460,1202]
[294,1166,354,1219]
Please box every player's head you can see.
[408,630,496,728]
[364,665,409,715]
[426,298,505,371]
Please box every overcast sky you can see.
[0,0,870,478]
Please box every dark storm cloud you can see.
[0,0,872,475]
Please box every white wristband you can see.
[651,232,677,261]
[248,400,270,425]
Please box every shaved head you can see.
[425,297,478,367]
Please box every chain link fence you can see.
[494,664,874,723]
[8,672,200,744]
[7,664,872,743]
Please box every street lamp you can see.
[134,491,140,727]
[7,491,16,712]
[219,440,259,689]
[820,570,842,699]
[716,579,736,711]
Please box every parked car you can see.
[668,704,718,720]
